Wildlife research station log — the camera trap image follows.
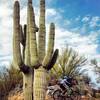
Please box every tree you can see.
[50,47,87,79]
[13,0,58,100]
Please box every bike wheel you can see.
[71,92,81,100]
[53,89,62,100]
[75,94,81,100]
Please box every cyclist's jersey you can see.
[59,78,72,91]
[59,77,72,87]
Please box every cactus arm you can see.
[38,0,46,62]
[13,1,23,68]
[42,23,55,67]
[13,1,30,74]
[28,0,39,68]
[44,49,59,70]
[24,4,31,66]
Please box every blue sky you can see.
[0,0,100,85]
[45,0,100,59]
[48,0,100,32]
[0,0,100,63]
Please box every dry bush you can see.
[0,64,22,98]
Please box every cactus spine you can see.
[13,0,58,100]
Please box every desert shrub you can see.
[50,47,87,79]
[0,64,22,98]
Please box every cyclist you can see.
[56,76,81,100]
[58,76,73,90]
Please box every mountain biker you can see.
[58,76,73,91]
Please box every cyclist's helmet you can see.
[63,76,68,79]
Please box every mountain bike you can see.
[53,87,81,100]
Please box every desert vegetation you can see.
[0,49,100,99]
[50,47,87,79]
[0,0,100,100]
[0,65,22,99]
[91,59,100,83]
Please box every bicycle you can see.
[53,86,81,100]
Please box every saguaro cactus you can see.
[13,0,58,100]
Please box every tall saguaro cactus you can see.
[13,0,58,100]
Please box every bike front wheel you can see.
[53,89,63,100]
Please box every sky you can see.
[0,0,100,85]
